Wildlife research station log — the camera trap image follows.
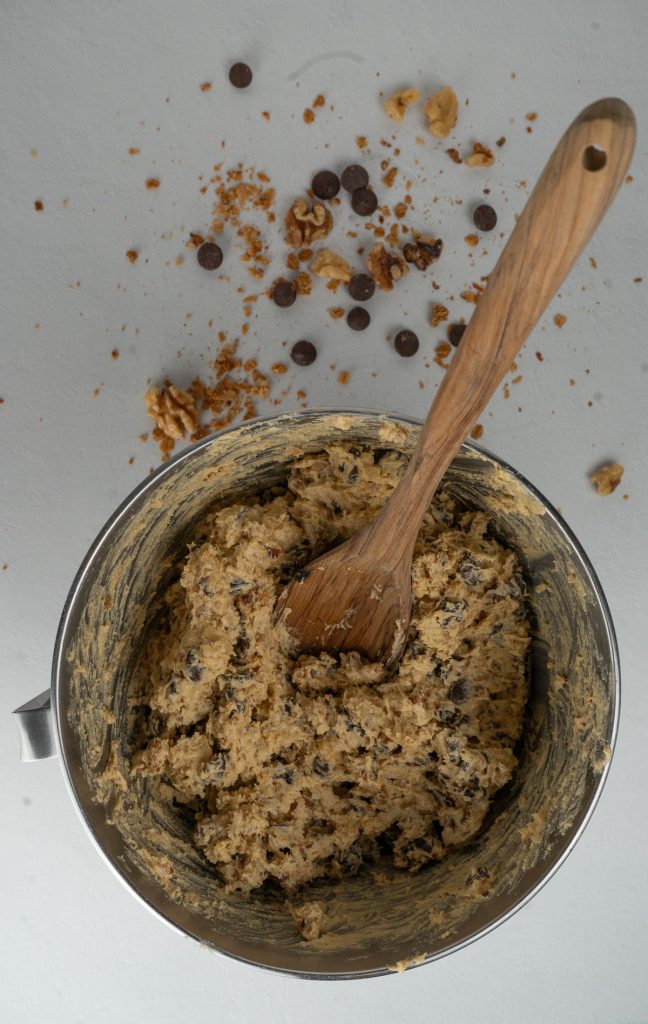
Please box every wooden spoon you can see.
[276,97,635,663]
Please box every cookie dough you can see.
[132,445,530,894]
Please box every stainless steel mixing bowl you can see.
[14,410,619,978]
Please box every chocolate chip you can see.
[348,273,375,301]
[448,678,470,704]
[229,62,253,88]
[311,170,340,200]
[347,306,370,331]
[394,329,419,357]
[341,164,369,192]
[272,280,297,307]
[197,242,223,270]
[351,188,378,216]
[448,323,467,347]
[291,340,317,365]
[473,204,497,232]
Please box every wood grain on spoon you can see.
[275,98,636,663]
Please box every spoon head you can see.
[275,541,412,665]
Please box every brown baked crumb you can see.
[424,87,458,138]
[382,167,398,188]
[145,178,160,189]
[465,143,494,168]
[303,108,315,124]
[313,94,326,108]
[200,82,212,92]
[367,243,408,290]
[356,135,368,150]
[128,147,140,155]
[433,341,452,368]
[338,370,350,385]
[589,257,598,269]
[286,252,300,271]
[461,289,481,304]
[310,249,353,283]
[111,350,119,360]
[525,112,538,122]
[589,463,624,496]
[262,111,270,121]
[285,199,333,248]
[495,137,506,148]
[536,351,544,361]
[328,307,345,319]
[471,424,484,439]
[384,87,420,122]
[553,313,567,328]
[394,202,408,218]
[446,147,462,164]
[294,271,312,296]
[34,199,44,211]
[464,234,479,246]
[271,362,288,375]
[126,250,139,263]
[430,304,449,328]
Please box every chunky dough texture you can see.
[133,446,529,894]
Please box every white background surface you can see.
[2,1,647,1021]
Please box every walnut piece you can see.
[145,385,198,441]
[384,87,421,122]
[294,271,312,296]
[310,249,352,283]
[424,86,458,138]
[465,143,495,167]
[368,243,408,290]
[285,199,333,248]
[403,236,443,270]
[589,463,624,496]
[430,303,449,328]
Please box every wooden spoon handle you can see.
[380,97,635,561]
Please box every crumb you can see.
[625,174,633,184]
[367,243,408,290]
[633,277,643,284]
[525,112,538,122]
[328,307,345,319]
[337,370,350,385]
[34,200,44,211]
[313,94,325,108]
[262,111,270,121]
[356,135,368,150]
[126,250,139,263]
[430,303,449,328]
[200,82,212,92]
[384,87,420,122]
[271,362,288,375]
[290,901,326,942]
[589,463,624,496]
[145,178,160,189]
[446,148,462,164]
[382,167,398,188]
[128,147,140,155]
[589,257,597,269]
[465,143,494,167]
[303,108,315,124]
[424,86,458,138]
[471,424,484,439]
[553,313,567,328]
[111,349,119,360]
[535,351,543,361]
[464,233,479,246]
[496,136,506,147]
[433,341,452,368]
[294,271,312,296]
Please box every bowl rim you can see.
[51,407,621,979]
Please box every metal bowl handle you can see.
[13,690,56,761]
